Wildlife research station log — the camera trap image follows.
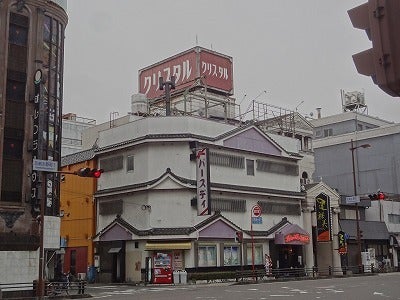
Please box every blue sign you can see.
[252,217,262,224]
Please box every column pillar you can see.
[331,207,343,275]
[302,206,314,271]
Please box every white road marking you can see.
[270,295,294,297]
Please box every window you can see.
[246,245,263,265]
[357,124,363,131]
[209,152,245,169]
[256,159,299,176]
[99,200,123,215]
[70,250,76,275]
[127,155,134,172]
[223,245,240,266]
[198,245,217,267]
[388,214,400,224]
[212,198,246,212]
[246,159,254,176]
[100,156,123,172]
[323,128,333,137]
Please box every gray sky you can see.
[63,1,400,124]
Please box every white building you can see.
[87,115,340,283]
[61,113,96,156]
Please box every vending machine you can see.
[153,252,173,284]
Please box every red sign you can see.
[284,233,310,244]
[138,46,233,99]
[252,205,262,217]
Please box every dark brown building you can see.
[0,0,67,284]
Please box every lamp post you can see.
[350,139,370,270]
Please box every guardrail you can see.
[0,280,87,299]
[235,265,380,282]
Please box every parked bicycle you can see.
[46,272,71,296]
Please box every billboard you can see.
[139,46,233,99]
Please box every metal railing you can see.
[235,265,382,282]
[0,280,87,299]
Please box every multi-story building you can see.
[311,110,399,268]
[0,0,67,289]
[80,114,340,283]
[61,113,96,156]
[59,150,98,281]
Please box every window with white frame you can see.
[223,245,240,266]
[198,245,217,267]
[246,245,263,265]
[127,155,134,172]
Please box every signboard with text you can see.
[139,46,233,99]
[196,148,211,216]
[316,193,332,242]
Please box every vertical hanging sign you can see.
[31,69,43,216]
[316,193,332,242]
[338,231,348,254]
[196,148,211,215]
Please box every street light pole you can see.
[350,139,370,271]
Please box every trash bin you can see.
[179,270,187,284]
[87,266,96,283]
[173,270,180,284]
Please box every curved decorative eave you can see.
[94,133,214,154]
[94,168,304,199]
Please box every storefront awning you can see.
[108,247,122,253]
[275,224,310,245]
[339,220,389,240]
[145,242,192,250]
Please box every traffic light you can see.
[235,231,243,243]
[368,191,386,200]
[348,0,400,96]
[75,168,104,178]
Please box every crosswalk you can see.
[89,285,191,298]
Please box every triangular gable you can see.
[222,127,282,156]
[198,219,236,239]
[150,174,190,190]
[99,223,133,242]
[305,181,340,207]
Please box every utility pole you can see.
[350,139,371,271]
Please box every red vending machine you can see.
[153,253,173,284]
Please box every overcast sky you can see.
[63,1,400,124]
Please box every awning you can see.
[145,242,192,250]
[275,223,310,245]
[108,247,122,253]
[339,220,389,240]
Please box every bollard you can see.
[78,280,84,294]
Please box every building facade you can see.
[81,115,340,283]
[312,111,398,269]
[59,149,98,281]
[0,0,67,285]
[61,113,96,156]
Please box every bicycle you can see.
[46,272,71,296]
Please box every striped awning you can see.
[145,242,192,250]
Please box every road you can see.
[86,273,400,299]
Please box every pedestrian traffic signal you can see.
[348,0,400,96]
[75,168,104,178]
[235,231,243,243]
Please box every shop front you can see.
[145,242,191,284]
[270,223,310,269]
